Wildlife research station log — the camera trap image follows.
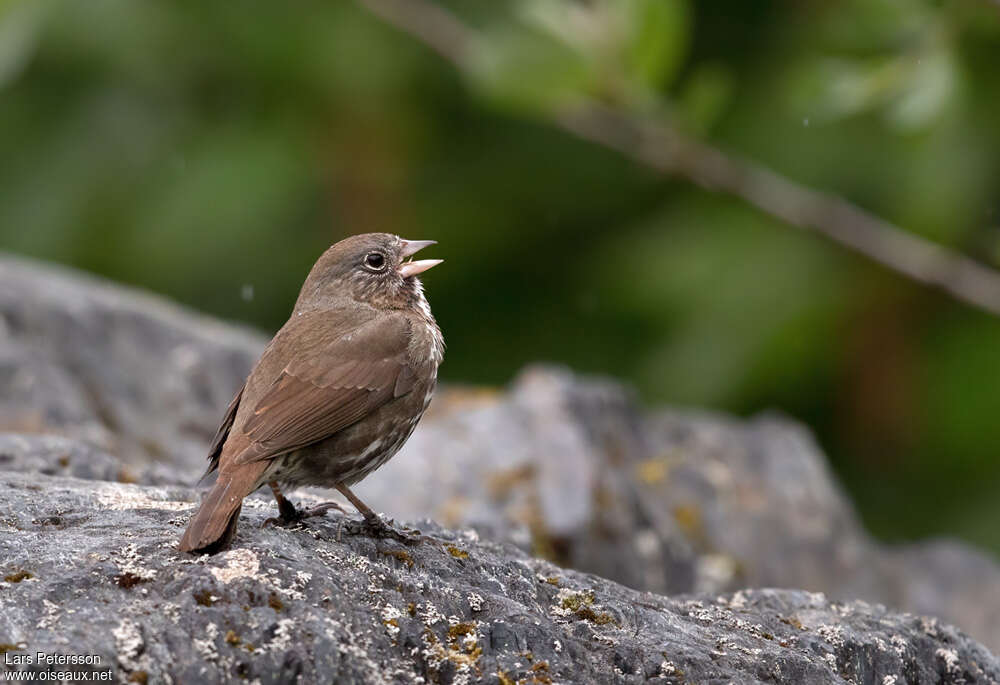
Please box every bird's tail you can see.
[178,466,264,554]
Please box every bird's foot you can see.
[262,501,346,528]
[339,514,422,546]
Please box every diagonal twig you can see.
[358,0,1000,317]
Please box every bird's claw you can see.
[261,501,345,528]
[340,515,422,545]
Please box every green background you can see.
[2,0,1000,554]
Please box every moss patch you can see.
[446,545,469,559]
[384,549,415,568]
[193,590,215,607]
[558,589,619,626]
[672,504,703,538]
[575,607,618,626]
[114,572,149,589]
[447,622,477,640]
[636,457,670,484]
[559,590,595,612]
[780,616,806,631]
[531,661,554,684]
[4,570,32,583]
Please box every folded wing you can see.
[229,313,417,466]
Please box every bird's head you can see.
[295,233,441,313]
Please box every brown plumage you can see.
[178,233,443,554]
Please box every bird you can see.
[178,233,443,554]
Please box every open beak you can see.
[398,239,442,279]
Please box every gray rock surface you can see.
[357,369,1000,653]
[0,433,182,485]
[2,252,1000,680]
[2,472,998,684]
[0,254,263,475]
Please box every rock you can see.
[2,252,1000,662]
[0,433,181,485]
[0,254,264,475]
[352,369,682,596]
[1,472,998,684]
[356,370,1000,653]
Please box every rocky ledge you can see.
[2,473,998,684]
[1,254,999,683]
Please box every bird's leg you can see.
[269,481,299,521]
[335,482,422,545]
[262,481,345,527]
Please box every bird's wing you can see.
[229,312,417,466]
[202,383,245,477]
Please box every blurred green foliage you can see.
[2,0,1000,553]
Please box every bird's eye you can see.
[363,252,386,271]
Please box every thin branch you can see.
[358,0,1000,317]
[358,0,477,64]
[558,104,1000,314]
